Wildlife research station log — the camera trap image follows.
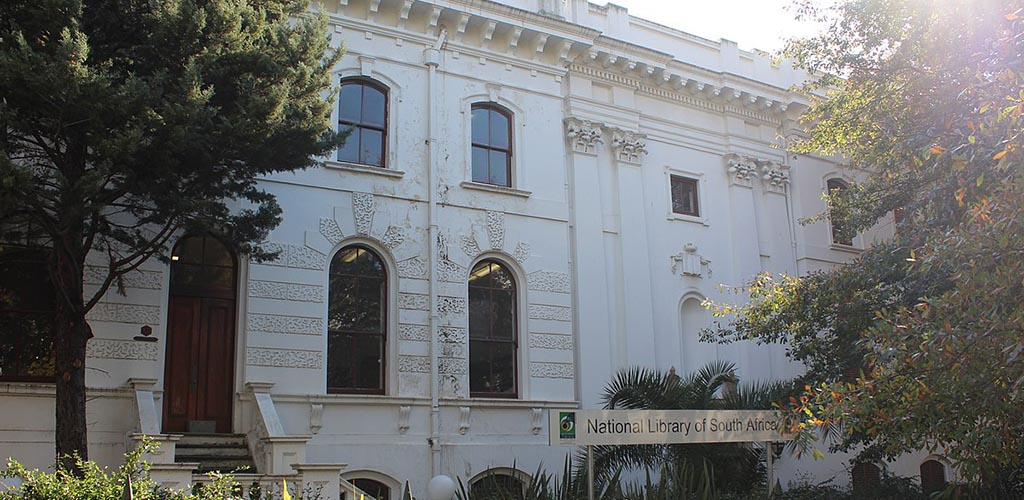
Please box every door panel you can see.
[163,295,236,433]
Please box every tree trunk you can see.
[52,230,91,473]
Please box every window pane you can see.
[472,147,489,183]
[468,287,489,339]
[489,151,509,186]
[353,334,383,390]
[361,128,384,167]
[489,111,509,149]
[671,177,699,216]
[470,341,515,394]
[339,84,362,123]
[353,279,384,332]
[202,237,232,266]
[490,264,513,290]
[327,332,355,389]
[471,108,489,145]
[492,290,514,340]
[327,276,357,330]
[173,236,204,264]
[362,86,386,127]
[337,126,359,162]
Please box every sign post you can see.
[550,409,791,498]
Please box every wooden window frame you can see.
[0,223,55,383]
[468,259,518,399]
[338,78,388,167]
[827,178,854,246]
[327,245,388,395]
[670,175,700,217]
[470,103,513,187]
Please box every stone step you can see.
[191,457,258,474]
[176,433,247,447]
[176,445,252,459]
[174,433,256,474]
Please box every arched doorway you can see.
[163,234,238,433]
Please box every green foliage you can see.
[594,362,794,496]
[705,0,1024,488]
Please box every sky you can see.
[603,0,827,53]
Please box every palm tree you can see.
[592,361,794,495]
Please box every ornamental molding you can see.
[397,256,427,279]
[724,153,790,192]
[530,361,574,379]
[670,243,712,278]
[398,324,430,342]
[437,296,467,315]
[459,234,481,259]
[398,355,430,373]
[760,161,791,193]
[319,217,345,245]
[439,326,468,343]
[86,303,161,325]
[352,192,375,235]
[527,271,571,294]
[513,242,530,263]
[246,347,322,369]
[565,118,605,154]
[248,313,323,336]
[398,292,430,311]
[86,338,159,361]
[609,128,648,163]
[84,266,162,290]
[529,333,573,350]
[258,242,326,271]
[528,304,572,322]
[439,357,468,375]
[248,280,324,303]
[486,211,505,251]
[381,225,406,251]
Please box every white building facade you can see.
[1,0,946,496]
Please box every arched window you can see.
[348,478,391,500]
[338,78,387,167]
[827,178,853,246]
[471,103,512,187]
[468,260,517,397]
[920,459,946,495]
[328,245,387,394]
[470,472,525,498]
[851,462,880,493]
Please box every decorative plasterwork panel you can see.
[723,154,758,187]
[320,217,344,245]
[530,362,574,379]
[486,211,505,250]
[248,313,323,336]
[610,129,648,163]
[760,162,791,194]
[248,280,324,303]
[86,338,159,360]
[259,242,326,271]
[381,225,406,250]
[398,355,430,373]
[438,258,467,283]
[398,292,430,311]
[437,296,467,315]
[84,266,162,290]
[528,304,572,322]
[439,357,467,374]
[398,324,429,341]
[439,342,463,358]
[86,303,161,325]
[565,118,604,154]
[352,192,375,235]
[439,326,468,343]
[246,347,322,369]
[460,235,481,259]
[527,271,571,293]
[670,243,712,278]
[397,256,427,279]
[529,333,573,350]
[513,242,530,263]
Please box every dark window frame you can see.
[0,222,55,383]
[468,259,518,399]
[470,103,513,187]
[338,78,388,167]
[827,178,853,246]
[169,234,238,299]
[349,478,391,500]
[327,245,388,395]
[670,175,700,217]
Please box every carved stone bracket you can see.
[398,405,411,434]
[760,161,791,194]
[724,153,758,186]
[565,118,604,154]
[610,128,648,163]
[309,403,324,435]
[459,406,471,434]
[670,243,711,278]
[531,408,543,435]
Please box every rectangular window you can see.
[670,175,700,217]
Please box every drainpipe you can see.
[424,28,447,478]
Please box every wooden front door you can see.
[163,234,238,433]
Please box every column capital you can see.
[610,128,648,164]
[564,117,605,154]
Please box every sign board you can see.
[549,409,791,446]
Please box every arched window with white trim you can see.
[338,78,388,167]
[328,245,387,394]
[468,259,518,398]
[827,178,853,246]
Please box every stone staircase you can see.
[175,434,258,474]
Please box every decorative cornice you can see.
[610,128,648,164]
[564,118,605,154]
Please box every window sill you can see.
[667,212,709,226]
[829,243,863,254]
[460,181,531,198]
[441,398,579,409]
[324,160,405,179]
